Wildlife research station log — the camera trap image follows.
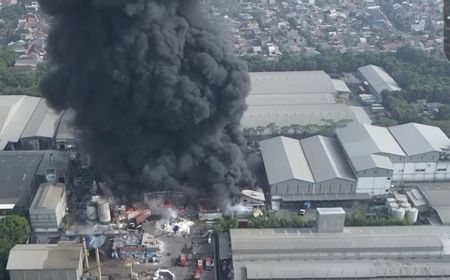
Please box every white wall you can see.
[356,177,391,196]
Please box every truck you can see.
[205,257,212,271]
[196,259,203,272]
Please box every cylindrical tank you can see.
[396,197,408,204]
[97,199,111,224]
[385,198,396,206]
[86,202,97,221]
[391,207,405,221]
[400,202,411,209]
[388,202,398,214]
[405,208,419,224]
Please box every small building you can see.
[315,207,346,233]
[357,65,401,100]
[240,189,265,210]
[7,241,84,280]
[29,183,67,232]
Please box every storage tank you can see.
[97,199,111,223]
[388,202,399,214]
[400,202,411,209]
[405,208,419,224]
[86,202,97,221]
[391,207,405,221]
[385,198,396,206]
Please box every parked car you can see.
[299,209,306,216]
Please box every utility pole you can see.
[95,247,102,280]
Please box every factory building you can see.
[260,136,365,208]
[389,123,450,182]
[7,241,83,280]
[336,123,405,196]
[242,71,370,130]
[229,225,450,279]
[357,64,401,100]
[0,150,68,214]
[0,95,77,151]
[29,183,67,232]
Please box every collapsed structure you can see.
[261,122,450,207]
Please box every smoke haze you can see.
[39,0,254,203]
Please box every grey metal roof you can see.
[260,136,314,185]
[316,207,345,214]
[29,183,65,211]
[0,152,43,209]
[332,79,351,93]
[419,184,450,224]
[246,93,336,106]
[0,95,62,150]
[242,103,356,128]
[231,226,450,279]
[348,106,372,125]
[275,192,371,202]
[389,123,450,155]
[56,109,78,142]
[7,242,82,270]
[300,135,356,182]
[249,71,337,95]
[243,259,450,279]
[21,99,61,139]
[336,123,403,171]
[358,64,401,95]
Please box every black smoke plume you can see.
[39,0,255,203]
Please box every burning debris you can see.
[39,0,255,202]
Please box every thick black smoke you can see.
[40,0,255,202]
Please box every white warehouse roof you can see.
[0,95,62,150]
[336,123,404,171]
[260,136,314,185]
[389,123,450,155]
[358,65,401,95]
[7,242,82,270]
[300,136,356,182]
[249,71,337,95]
[29,183,65,212]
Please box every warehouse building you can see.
[7,241,83,280]
[29,183,67,232]
[260,136,366,208]
[0,150,68,214]
[336,123,405,196]
[389,123,450,182]
[229,225,450,279]
[242,71,369,130]
[357,64,401,100]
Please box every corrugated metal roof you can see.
[389,123,450,155]
[0,96,62,150]
[301,136,356,182]
[242,103,356,128]
[419,184,450,224]
[246,93,336,106]
[348,106,372,125]
[29,183,65,211]
[336,123,403,171]
[249,71,337,95]
[332,79,351,93]
[260,136,314,184]
[7,242,82,270]
[358,65,401,95]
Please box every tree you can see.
[266,122,279,135]
[0,215,30,279]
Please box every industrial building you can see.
[7,241,84,280]
[389,123,450,182]
[0,95,77,151]
[0,150,67,214]
[260,122,450,206]
[229,225,450,279]
[260,136,366,208]
[242,71,370,130]
[336,123,405,196]
[357,64,401,100]
[29,183,67,232]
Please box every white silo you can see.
[388,202,399,214]
[385,198,396,206]
[86,202,97,221]
[405,208,419,224]
[97,199,111,224]
[391,207,405,221]
[400,202,411,209]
